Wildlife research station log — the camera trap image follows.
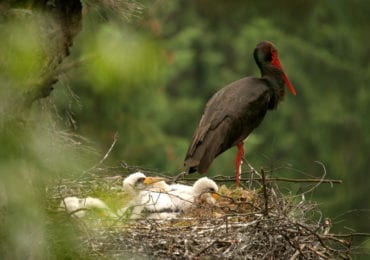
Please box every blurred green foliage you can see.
[0,9,95,258]
[1,0,370,257]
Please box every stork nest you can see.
[47,170,353,259]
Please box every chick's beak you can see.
[212,193,220,200]
[143,176,166,185]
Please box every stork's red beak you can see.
[281,69,296,96]
[271,55,296,96]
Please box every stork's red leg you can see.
[235,142,245,187]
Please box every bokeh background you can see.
[1,0,369,258]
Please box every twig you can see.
[319,235,352,247]
[295,223,337,252]
[306,245,330,259]
[172,171,187,183]
[241,157,257,189]
[181,176,342,184]
[281,233,308,259]
[242,157,260,176]
[266,177,341,184]
[333,208,370,222]
[328,233,370,238]
[289,244,306,260]
[183,239,190,258]
[83,132,119,175]
[298,161,328,196]
[97,132,119,166]
[261,167,269,217]
[196,220,261,234]
[224,216,229,234]
[195,240,218,256]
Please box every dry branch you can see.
[83,132,119,175]
[261,167,269,216]
[182,176,342,184]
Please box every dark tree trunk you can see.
[3,0,82,114]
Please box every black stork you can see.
[184,41,296,187]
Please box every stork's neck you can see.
[192,185,203,197]
[260,65,286,109]
[123,185,137,195]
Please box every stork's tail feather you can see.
[185,158,208,174]
[188,166,197,174]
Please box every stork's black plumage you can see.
[184,41,296,186]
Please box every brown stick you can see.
[182,176,342,184]
[82,132,119,175]
[261,167,269,217]
[328,233,370,238]
[264,177,342,184]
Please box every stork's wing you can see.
[184,77,271,173]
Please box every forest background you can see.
[0,0,369,257]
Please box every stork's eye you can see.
[265,52,272,62]
[267,48,278,63]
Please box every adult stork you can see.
[184,41,296,187]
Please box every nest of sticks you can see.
[47,167,353,259]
